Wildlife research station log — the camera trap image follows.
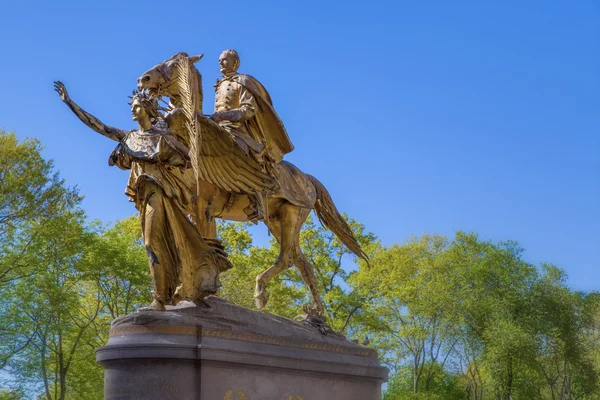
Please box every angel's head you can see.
[129,90,162,125]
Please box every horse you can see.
[137,52,368,313]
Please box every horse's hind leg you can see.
[292,247,325,314]
[283,207,325,313]
[254,202,302,309]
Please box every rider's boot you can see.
[244,194,266,223]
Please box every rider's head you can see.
[219,49,240,75]
[129,90,161,125]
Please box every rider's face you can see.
[219,54,237,74]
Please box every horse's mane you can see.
[170,52,203,113]
[190,63,203,113]
[174,52,204,186]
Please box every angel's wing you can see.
[195,118,278,194]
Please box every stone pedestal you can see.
[96,296,388,399]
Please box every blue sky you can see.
[0,0,598,291]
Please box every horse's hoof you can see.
[192,291,215,308]
[171,293,182,306]
[254,290,269,309]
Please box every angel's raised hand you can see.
[54,81,70,103]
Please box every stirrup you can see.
[243,200,265,223]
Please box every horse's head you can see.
[137,52,204,109]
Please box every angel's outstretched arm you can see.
[54,81,127,142]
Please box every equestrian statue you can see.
[56,50,368,315]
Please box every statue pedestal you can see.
[96,296,388,400]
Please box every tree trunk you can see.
[503,357,513,400]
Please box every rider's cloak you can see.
[229,74,295,163]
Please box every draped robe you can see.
[109,127,226,303]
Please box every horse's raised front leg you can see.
[255,202,300,309]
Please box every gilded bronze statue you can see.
[54,82,231,311]
[137,51,369,313]
[55,50,368,314]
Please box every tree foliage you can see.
[0,131,81,287]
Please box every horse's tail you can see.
[306,175,370,264]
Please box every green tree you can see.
[353,234,462,397]
[533,265,600,400]
[448,233,543,400]
[59,217,151,400]
[0,208,100,400]
[86,216,151,319]
[0,131,89,399]
[0,389,23,400]
[385,364,463,400]
[1,216,152,400]
[0,131,81,288]
[0,133,150,399]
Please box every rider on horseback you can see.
[210,49,294,221]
